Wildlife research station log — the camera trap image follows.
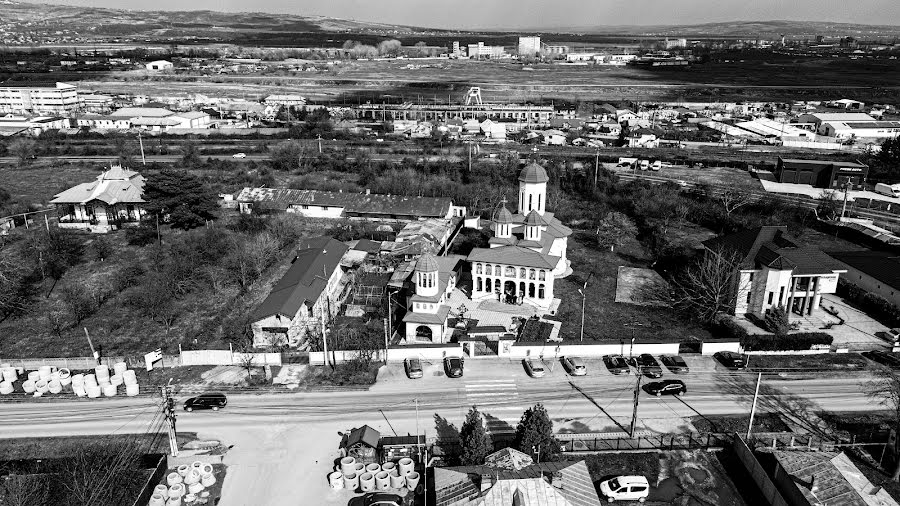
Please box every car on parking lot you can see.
[349,492,403,506]
[444,356,464,378]
[631,354,663,378]
[599,475,650,502]
[404,358,423,379]
[646,379,686,397]
[562,356,587,376]
[231,152,246,159]
[660,355,689,373]
[603,355,630,375]
[183,392,227,412]
[714,351,748,370]
[863,350,900,368]
[524,358,546,378]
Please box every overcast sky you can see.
[22,0,900,28]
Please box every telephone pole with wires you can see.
[630,368,642,438]
[161,384,179,457]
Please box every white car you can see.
[599,475,650,502]
[232,152,247,159]
[523,358,545,378]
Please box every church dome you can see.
[414,253,439,273]
[493,205,513,225]
[524,210,544,226]
[518,163,549,184]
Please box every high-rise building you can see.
[518,36,541,57]
[0,82,79,115]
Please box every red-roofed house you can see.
[50,165,146,233]
[703,226,846,319]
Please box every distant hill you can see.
[549,20,900,39]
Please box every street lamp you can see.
[624,321,644,359]
[578,273,593,342]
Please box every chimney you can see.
[550,471,564,489]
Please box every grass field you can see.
[551,232,712,343]
[747,352,873,373]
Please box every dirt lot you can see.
[575,449,748,505]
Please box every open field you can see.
[551,232,712,343]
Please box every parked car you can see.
[444,356,464,378]
[183,393,227,412]
[887,328,900,343]
[524,358,546,378]
[349,492,403,506]
[863,350,900,368]
[231,152,246,159]
[562,356,587,376]
[714,351,748,370]
[646,379,686,397]
[603,355,630,375]
[650,160,662,171]
[404,358,423,379]
[660,355,689,373]
[632,354,663,378]
[676,180,688,188]
[599,475,650,503]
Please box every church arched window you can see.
[476,263,483,275]
[539,270,546,281]
[538,284,545,299]
[520,268,526,278]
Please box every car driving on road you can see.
[231,152,246,159]
[714,351,748,370]
[660,355,689,374]
[603,355,630,375]
[404,357,423,379]
[444,356,464,378]
[524,358,545,378]
[562,356,587,376]
[631,354,663,378]
[183,392,227,412]
[646,379,686,397]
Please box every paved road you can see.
[0,359,883,506]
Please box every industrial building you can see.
[517,36,541,57]
[466,42,506,59]
[774,157,869,188]
[0,82,79,115]
[830,250,900,308]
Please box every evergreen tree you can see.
[142,169,218,230]
[459,406,492,465]
[514,403,559,462]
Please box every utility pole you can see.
[841,179,853,220]
[594,148,600,190]
[630,368,642,438]
[137,132,146,165]
[746,372,763,440]
[161,384,179,457]
[317,134,323,154]
[84,327,99,365]
[321,313,330,370]
[578,272,592,342]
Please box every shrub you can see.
[711,314,749,341]
[742,332,833,351]
[764,306,790,336]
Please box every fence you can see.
[180,349,282,366]
[503,341,680,359]
[309,343,463,366]
[0,355,172,371]
[732,434,791,506]
[556,432,730,452]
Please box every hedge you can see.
[711,315,833,351]
[837,278,900,329]
[741,332,833,352]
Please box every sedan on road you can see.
[404,358,423,379]
[645,379,686,397]
[444,356,464,378]
[183,392,227,412]
[562,356,587,376]
[603,355,630,375]
[714,351,748,370]
[524,358,546,378]
[660,355,689,374]
[231,152,247,159]
[632,354,663,378]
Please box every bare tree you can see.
[865,370,900,481]
[816,190,841,221]
[7,138,37,166]
[0,469,50,506]
[0,249,29,317]
[718,189,754,216]
[237,350,256,381]
[595,211,638,252]
[671,248,746,323]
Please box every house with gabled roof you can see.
[703,226,846,319]
[434,447,602,506]
[250,236,350,348]
[50,165,146,233]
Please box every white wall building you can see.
[145,60,174,71]
[517,36,541,57]
[0,82,79,115]
[704,226,846,319]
